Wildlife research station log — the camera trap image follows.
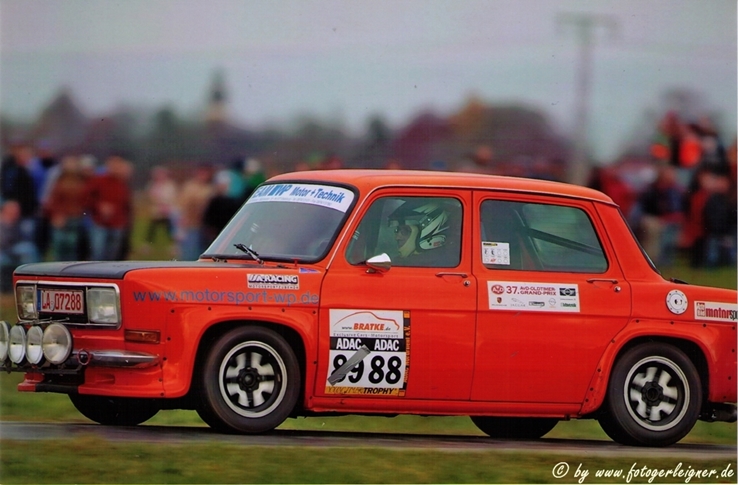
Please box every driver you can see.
[389,201,450,265]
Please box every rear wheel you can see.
[471,416,558,439]
[69,394,159,426]
[197,326,300,434]
[598,343,701,446]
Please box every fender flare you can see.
[579,319,714,416]
[163,305,316,400]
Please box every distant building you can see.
[205,69,228,126]
[32,88,88,151]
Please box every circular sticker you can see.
[666,289,688,315]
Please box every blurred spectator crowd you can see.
[0,143,266,292]
[588,112,737,270]
[1,110,736,293]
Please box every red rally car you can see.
[2,170,736,447]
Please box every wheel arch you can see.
[189,319,308,412]
[581,333,709,416]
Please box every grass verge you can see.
[1,436,736,484]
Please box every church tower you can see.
[205,69,228,124]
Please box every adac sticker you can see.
[666,289,688,315]
[325,309,410,397]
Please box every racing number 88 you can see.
[369,355,402,384]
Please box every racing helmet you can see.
[389,201,449,256]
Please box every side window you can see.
[346,196,462,268]
[480,200,607,273]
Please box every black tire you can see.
[197,326,300,434]
[471,416,558,439]
[599,343,702,447]
[69,394,159,426]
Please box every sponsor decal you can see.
[666,289,688,315]
[695,301,738,322]
[299,268,320,273]
[488,281,580,312]
[247,274,299,290]
[482,241,510,265]
[326,309,410,396]
[330,310,403,338]
[132,288,318,306]
[248,183,354,212]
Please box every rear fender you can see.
[579,319,723,416]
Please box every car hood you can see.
[14,261,251,279]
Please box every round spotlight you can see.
[26,326,45,365]
[8,325,27,364]
[42,323,72,365]
[0,321,10,362]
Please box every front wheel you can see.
[69,394,160,426]
[197,326,300,434]
[471,416,558,439]
[599,343,702,447]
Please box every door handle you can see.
[436,272,468,278]
[586,278,618,284]
[587,278,622,292]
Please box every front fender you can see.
[161,304,318,398]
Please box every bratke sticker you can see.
[487,281,580,312]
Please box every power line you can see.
[557,12,618,185]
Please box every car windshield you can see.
[203,182,355,262]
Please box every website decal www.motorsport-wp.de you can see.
[132,289,319,306]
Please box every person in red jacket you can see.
[85,154,132,261]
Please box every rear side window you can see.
[480,200,607,273]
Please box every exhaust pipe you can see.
[701,403,737,423]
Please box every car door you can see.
[470,191,631,404]
[316,188,477,402]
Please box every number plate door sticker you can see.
[39,289,84,314]
[487,281,580,312]
[326,309,410,396]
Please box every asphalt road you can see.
[1,421,735,459]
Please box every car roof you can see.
[269,169,616,205]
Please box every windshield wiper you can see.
[234,243,264,264]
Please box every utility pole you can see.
[557,12,618,186]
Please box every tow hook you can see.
[77,350,91,366]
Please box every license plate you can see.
[39,289,85,314]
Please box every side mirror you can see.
[365,253,391,273]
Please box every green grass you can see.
[1,436,736,484]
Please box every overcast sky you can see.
[1,0,735,161]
